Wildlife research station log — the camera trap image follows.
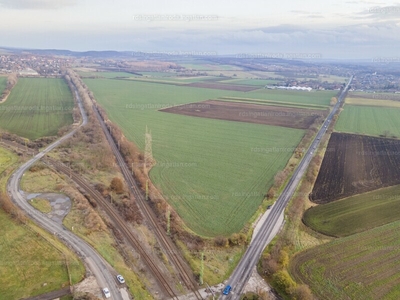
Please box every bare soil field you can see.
[161,100,327,129]
[184,82,259,91]
[310,132,400,204]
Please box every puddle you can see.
[21,191,72,224]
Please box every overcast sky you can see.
[1,0,399,59]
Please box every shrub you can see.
[110,177,124,194]
[273,270,296,294]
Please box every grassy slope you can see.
[84,78,306,236]
[0,147,84,299]
[291,220,400,300]
[0,78,74,140]
[335,105,400,137]
[303,185,400,237]
[0,76,6,94]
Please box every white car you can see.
[116,274,125,284]
[103,287,111,298]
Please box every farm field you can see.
[310,132,400,204]
[291,219,400,300]
[184,81,259,91]
[77,70,136,78]
[218,96,328,110]
[122,76,225,85]
[0,78,74,140]
[349,92,400,101]
[304,184,400,237]
[335,105,400,137]
[161,100,327,129]
[219,78,280,86]
[241,89,336,107]
[83,78,306,236]
[345,97,400,108]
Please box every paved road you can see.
[6,87,124,300]
[220,76,353,300]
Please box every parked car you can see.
[117,274,125,284]
[103,287,111,298]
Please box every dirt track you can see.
[161,100,326,129]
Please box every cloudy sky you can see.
[1,0,399,59]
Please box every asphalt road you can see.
[6,87,124,300]
[219,76,353,300]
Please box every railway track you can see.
[0,139,38,156]
[0,95,203,299]
[42,156,179,299]
[91,104,203,300]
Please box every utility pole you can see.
[144,126,153,172]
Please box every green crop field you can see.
[0,78,74,140]
[77,71,136,78]
[304,185,400,237]
[345,97,400,108]
[84,78,306,236]
[0,76,7,94]
[291,220,400,300]
[242,89,336,107]
[335,105,400,137]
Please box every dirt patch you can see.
[184,82,259,91]
[310,132,400,204]
[161,100,326,129]
[73,276,101,298]
[24,192,72,223]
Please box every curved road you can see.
[6,87,124,300]
[220,76,353,300]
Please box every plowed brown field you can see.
[161,100,326,129]
[310,132,400,204]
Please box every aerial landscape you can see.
[1,1,400,300]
